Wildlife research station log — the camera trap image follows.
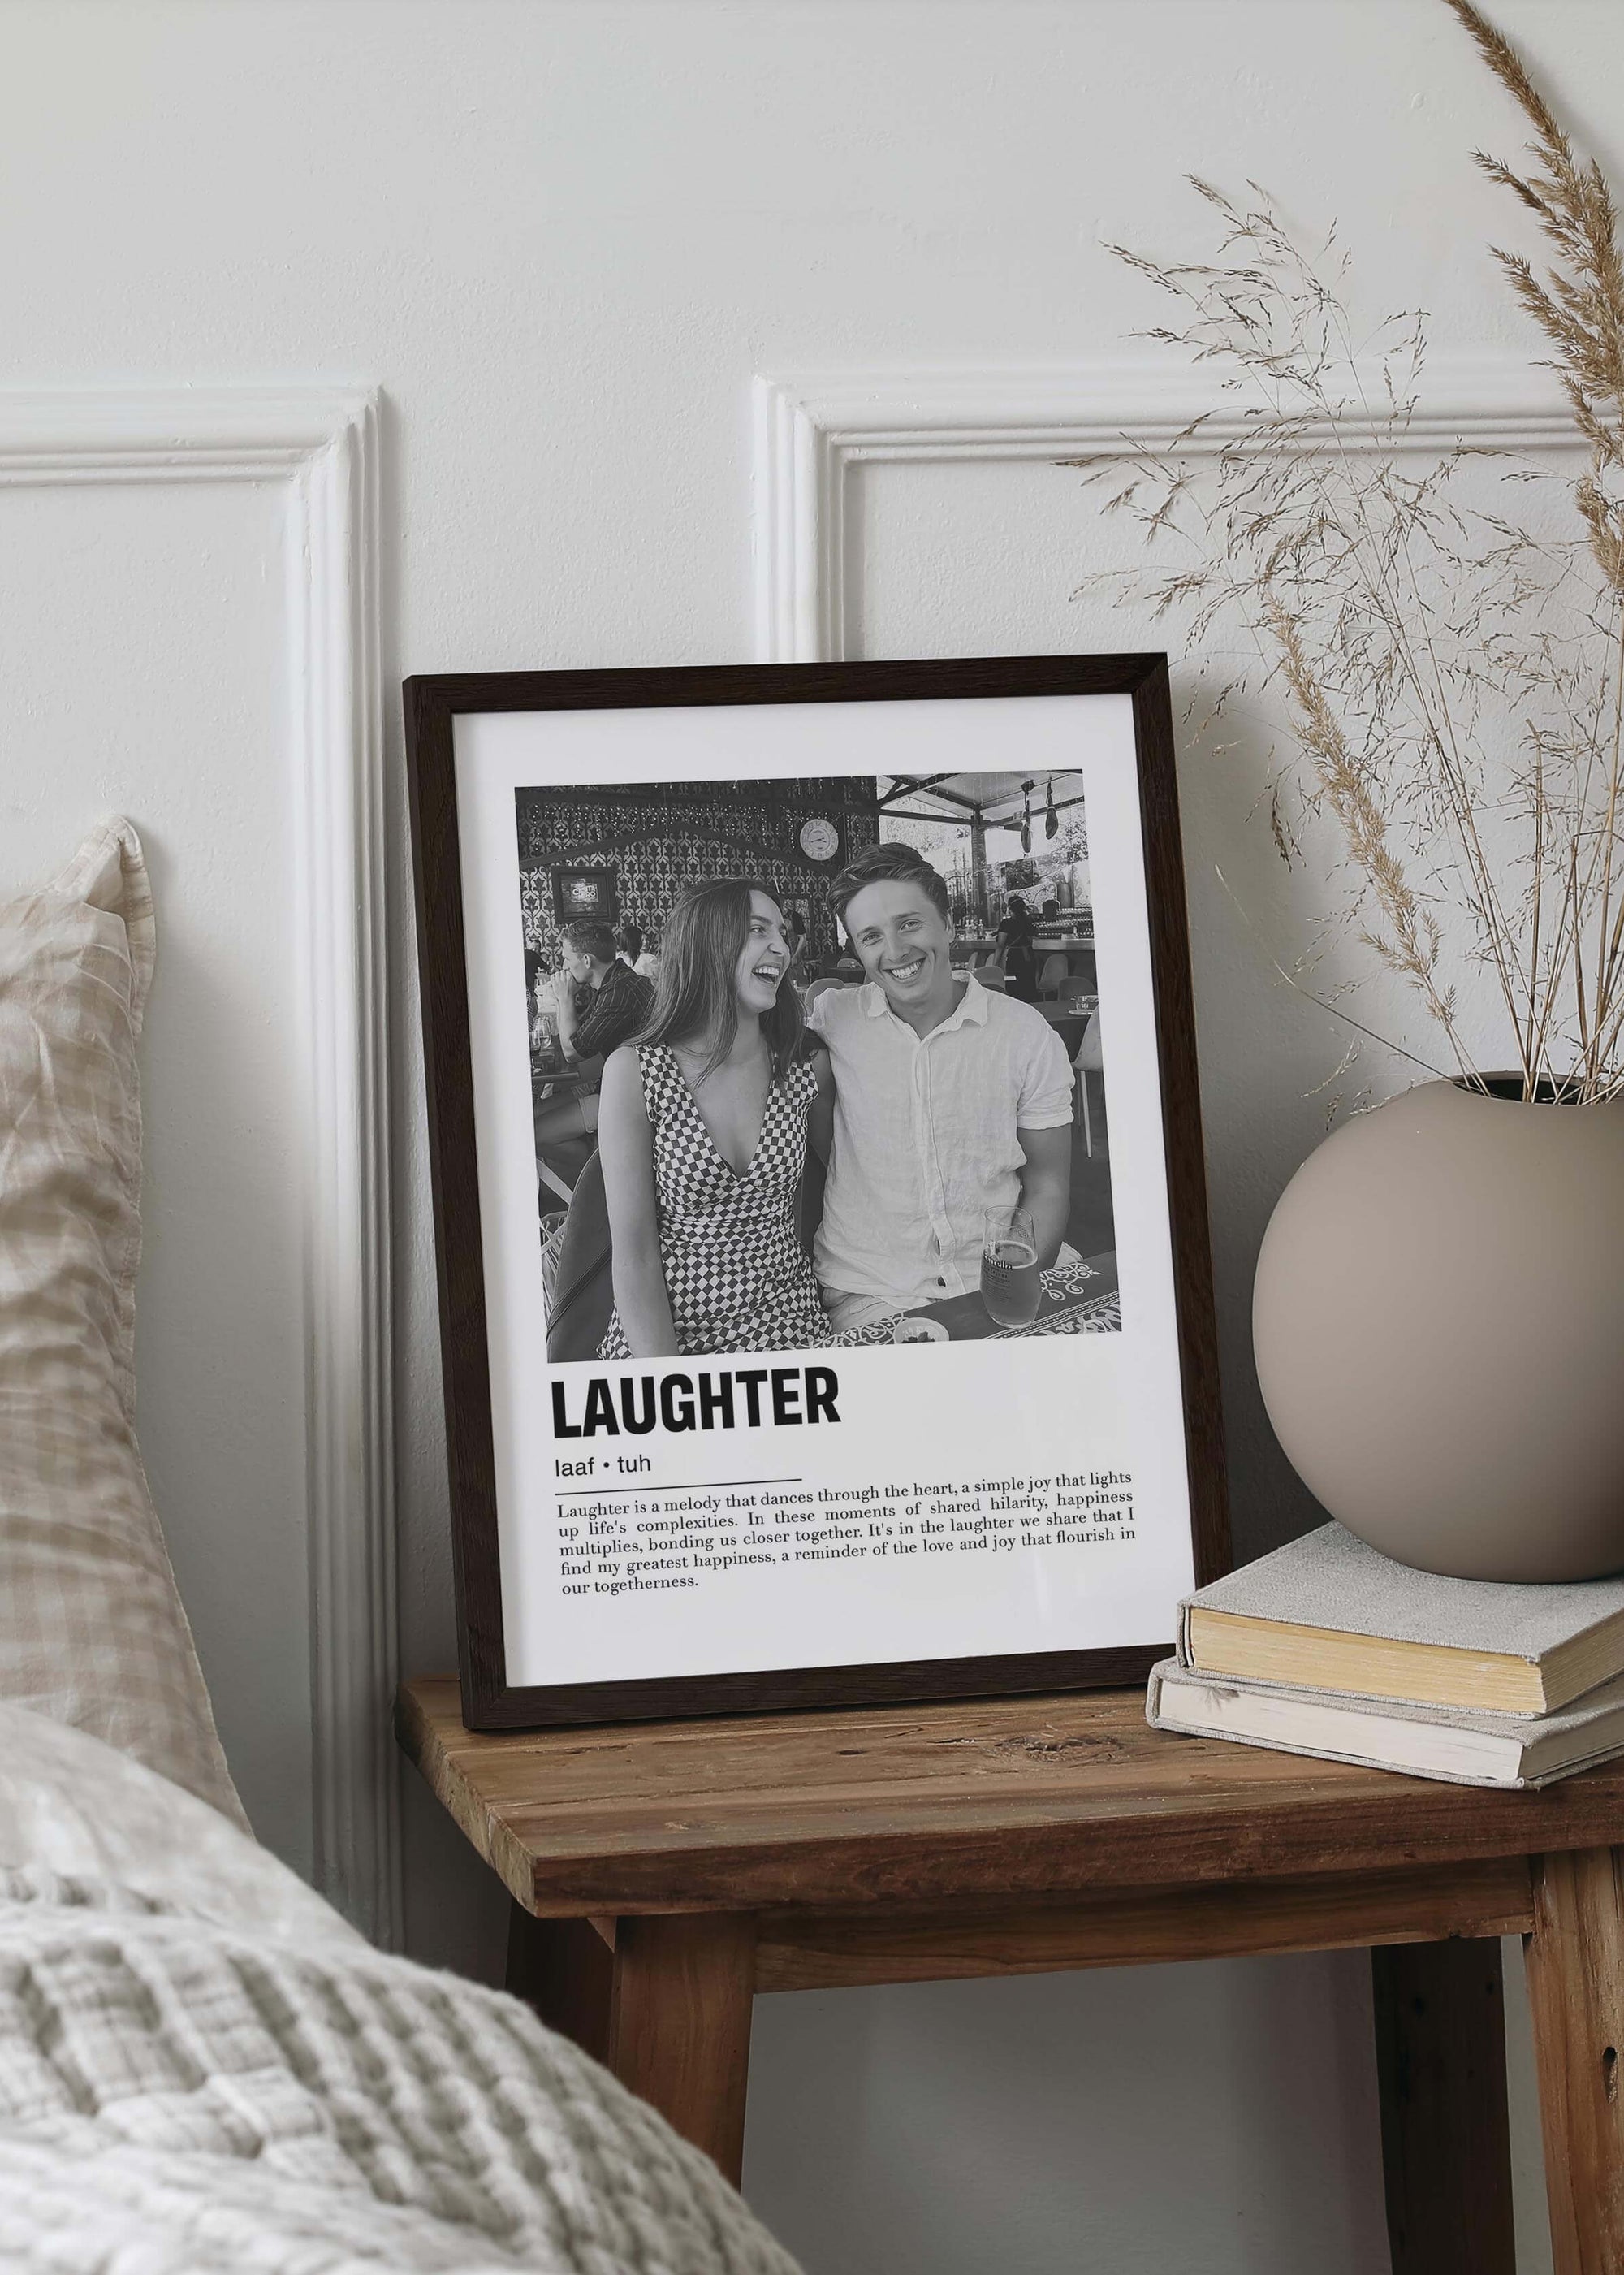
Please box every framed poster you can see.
[406,655,1228,1729]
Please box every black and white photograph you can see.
[520,770,1121,1364]
[410,658,1223,1728]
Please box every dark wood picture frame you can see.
[405,655,1229,1731]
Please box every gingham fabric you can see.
[0,820,244,1823]
[0,1702,802,2275]
[599,1043,828,1357]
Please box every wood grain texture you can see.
[606,1913,758,2186]
[752,1858,1533,1991]
[399,1676,1624,1914]
[1526,1847,1624,2274]
[404,652,1228,1732]
[1371,1938,1516,2275]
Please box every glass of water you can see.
[980,1205,1040,1327]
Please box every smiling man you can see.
[806,841,1075,1330]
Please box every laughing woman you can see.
[596,878,832,1357]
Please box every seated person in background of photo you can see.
[994,893,1039,1001]
[615,920,644,970]
[626,920,663,984]
[806,844,1073,1333]
[597,877,831,1357]
[529,957,564,1061]
[533,920,654,1154]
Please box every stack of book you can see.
[1147,1522,1624,1788]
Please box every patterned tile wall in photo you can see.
[515,778,882,966]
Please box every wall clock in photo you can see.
[799,815,840,862]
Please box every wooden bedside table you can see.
[398,1675,1624,2274]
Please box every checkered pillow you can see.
[0,820,244,1823]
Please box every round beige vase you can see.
[1253,1077,1624,1581]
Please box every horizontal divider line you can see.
[553,1477,806,1497]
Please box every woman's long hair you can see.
[633,878,805,1083]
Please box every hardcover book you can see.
[1178,1523,1624,1717]
[1147,1657,1624,1790]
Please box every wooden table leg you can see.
[1370,1936,1515,2275]
[505,1904,615,2065]
[506,1904,757,2185]
[1525,1848,1624,2275]
[607,1912,758,2186]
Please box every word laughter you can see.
[552,1365,841,1438]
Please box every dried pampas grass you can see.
[1086,0,1624,1101]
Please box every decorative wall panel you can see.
[0,388,393,1947]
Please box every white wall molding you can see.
[0,388,397,1946]
[754,358,1579,663]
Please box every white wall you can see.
[4,1,1617,2265]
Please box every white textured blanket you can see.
[0,1706,801,2275]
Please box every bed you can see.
[0,822,801,2274]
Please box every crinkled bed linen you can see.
[0,1704,800,2275]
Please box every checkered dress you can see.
[599,1042,828,1356]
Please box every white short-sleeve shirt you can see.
[806,975,1073,1311]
